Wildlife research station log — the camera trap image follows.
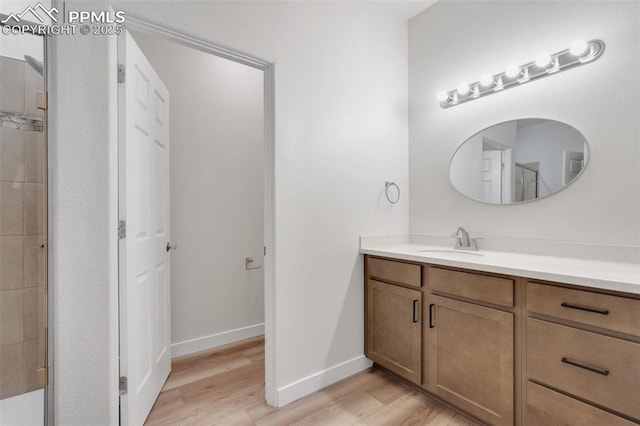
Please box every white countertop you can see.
[360,243,640,295]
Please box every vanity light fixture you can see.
[479,74,494,87]
[535,53,552,68]
[437,39,605,108]
[457,83,470,96]
[569,40,589,56]
[505,64,521,79]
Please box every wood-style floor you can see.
[145,336,479,425]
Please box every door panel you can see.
[119,30,171,426]
[563,150,584,185]
[425,295,513,425]
[482,150,502,203]
[366,280,421,384]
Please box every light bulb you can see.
[535,53,552,68]
[457,83,470,96]
[505,65,521,78]
[570,40,589,56]
[479,75,494,87]
[437,91,449,102]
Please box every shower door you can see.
[515,164,538,202]
[0,28,48,416]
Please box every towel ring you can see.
[385,181,400,204]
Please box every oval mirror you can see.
[449,118,589,204]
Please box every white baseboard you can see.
[275,355,373,407]
[171,323,265,358]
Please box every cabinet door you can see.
[425,295,513,426]
[366,279,421,384]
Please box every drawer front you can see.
[427,267,513,307]
[526,318,640,419]
[367,257,421,288]
[527,282,640,337]
[526,381,636,426]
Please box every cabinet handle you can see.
[429,303,435,328]
[412,300,419,323]
[560,302,609,315]
[561,357,610,376]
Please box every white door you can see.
[118,31,171,425]
[482,150,502,203]
[562,150,584,186]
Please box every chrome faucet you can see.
[452,227,478,251]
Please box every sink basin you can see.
[416,249,483,257]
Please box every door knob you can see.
[166,242,177,252]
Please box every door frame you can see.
[118,15,277,406]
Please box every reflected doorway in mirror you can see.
[449,118,589,205]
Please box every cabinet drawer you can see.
[526,318,640,420]
[527,282,640,337]
[427,267,513,307]
[367,257,421,288]
[526,381,636,426]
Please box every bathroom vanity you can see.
[362,245,640,426]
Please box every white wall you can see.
[450,133,482,200]
[449,121,518,203]
[130,30,265,357]
[49,0,120,422]
[52,1,414,422]
[0,390,43,425]
[0,31,44,62]
[409,0,640,245]
[483,120,517,150]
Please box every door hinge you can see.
[118,220,126,239]
[119,376,128,396]
[264,246,266,256]
[118,64,125,83]
[36,91,48,110]
[37,367,48,387]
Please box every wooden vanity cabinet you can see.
[364,255,639,425]
[524,281,640,424]
[367,257,421,289]
[365,257,422,384]
[525,381,638,426]
[424,267,515,426]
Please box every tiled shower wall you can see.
[0,55,46,399]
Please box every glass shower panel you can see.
[522,167,538,201]
[0,30,47,400]
[514,164,538,202]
